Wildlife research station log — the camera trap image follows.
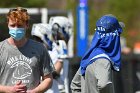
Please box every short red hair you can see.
[7,7,30,25]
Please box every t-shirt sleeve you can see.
[40,45,55,76]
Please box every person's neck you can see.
[7,37,28,47]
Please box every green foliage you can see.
[0,0,47,8]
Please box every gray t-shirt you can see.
[0,39,54,89]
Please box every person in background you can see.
[31,16,72,93]
[71,14,124,93]
[49,16,73,93]
[0,7,54,93]
[31,23,63,93]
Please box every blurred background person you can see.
[31,23,63,93]
[49,16,73,93]
[31,16,73,93]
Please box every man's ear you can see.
[26,23,29,29]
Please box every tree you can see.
[0,0,48,8]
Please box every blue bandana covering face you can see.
[80,15,123,76]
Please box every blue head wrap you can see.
[80,15,123,76]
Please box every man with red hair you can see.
[0,7,54,93]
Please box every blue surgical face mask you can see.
[9,27,26,41]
